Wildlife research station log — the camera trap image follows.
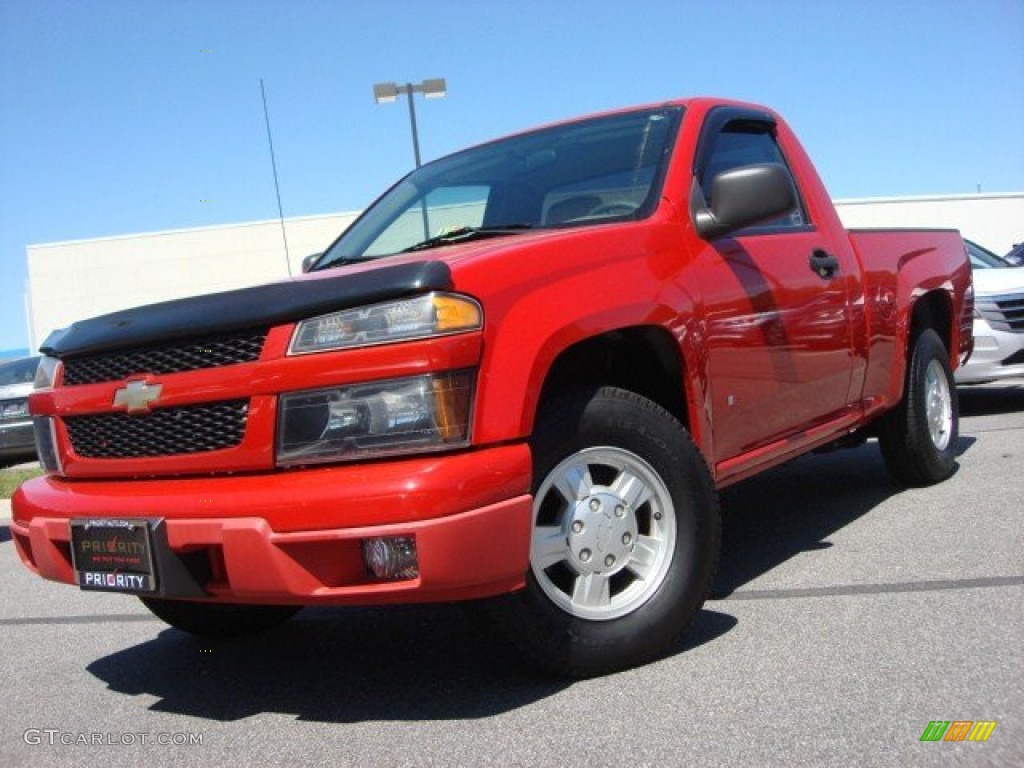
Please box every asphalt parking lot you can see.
[1,383,1021,767]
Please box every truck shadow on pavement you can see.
[84,385,1019,721]
[711,380,1024,600]
[713,441,904,599]
[712,420,982,600]
[85,604,737,721]
[81,440,950,721]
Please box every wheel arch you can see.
[532,325,691,429]
[909,289,953,353]
[881,287,956,410]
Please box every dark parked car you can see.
[1004,242,1024,267]
[0,356,40,466]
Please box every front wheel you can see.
[482,387,720,677]
[878,328,959,485]
[139,597,302,638]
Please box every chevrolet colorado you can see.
[13,98,973,676]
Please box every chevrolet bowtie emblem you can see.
[113,381,163,413]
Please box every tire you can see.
[878,328,959,485]
[481,386,720,677]
[139,597,302,638]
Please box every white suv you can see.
[957,242,1024,384]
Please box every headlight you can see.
[31,357,63,474]
[289,292,482,355]
[34,417,63,475]
[34,356,61,389]
[276,370,474,466]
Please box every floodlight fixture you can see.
[372,78,448,168]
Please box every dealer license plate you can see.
[70,519,157,593]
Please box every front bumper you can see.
[955,317,1024,384]
[0,418,36,461]
[11,444,533,605]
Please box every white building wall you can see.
[834,193,1022,253]
[26,212,356,349]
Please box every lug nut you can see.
[604,555,615,567]
[580,548,592,562]
[622,533,632,545]
[589,499,600,512]
[615,505,625,517]
[571,520,584,533]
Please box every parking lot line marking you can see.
[0,613,159,626]
[715,575,1023,601]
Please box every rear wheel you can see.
[878,328,959,485]
[139,597,301,638]
[482,387,720,677]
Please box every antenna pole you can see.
[260,79,292,276]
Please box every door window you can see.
[698,120,808,229]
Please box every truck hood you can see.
[972,267,1024,297]
[39,226,608,359]
[0,380,34,400]
[41,260,453,359]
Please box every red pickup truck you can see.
[13,98,972,676]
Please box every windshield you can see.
[966,240,1010,269]
[314,106,683,269]
[0,356,39,387]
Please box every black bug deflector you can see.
[41,261,454,359]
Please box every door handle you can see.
[809,249,840,280]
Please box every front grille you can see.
[977,293,1024,333]
[63,332,268,386]
[65,400,249,458]
[0,398,30,422]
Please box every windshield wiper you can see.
[314,224,534,270]
[401,224,533,253]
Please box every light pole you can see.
[373,78,447,168]
[374,78,447,240]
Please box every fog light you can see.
[363,536,419,580]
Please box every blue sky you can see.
[1,0,1022,353]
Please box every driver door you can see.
[693,109,857,465]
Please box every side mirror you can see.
[301,253,323,273]
[692,163,798,240]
